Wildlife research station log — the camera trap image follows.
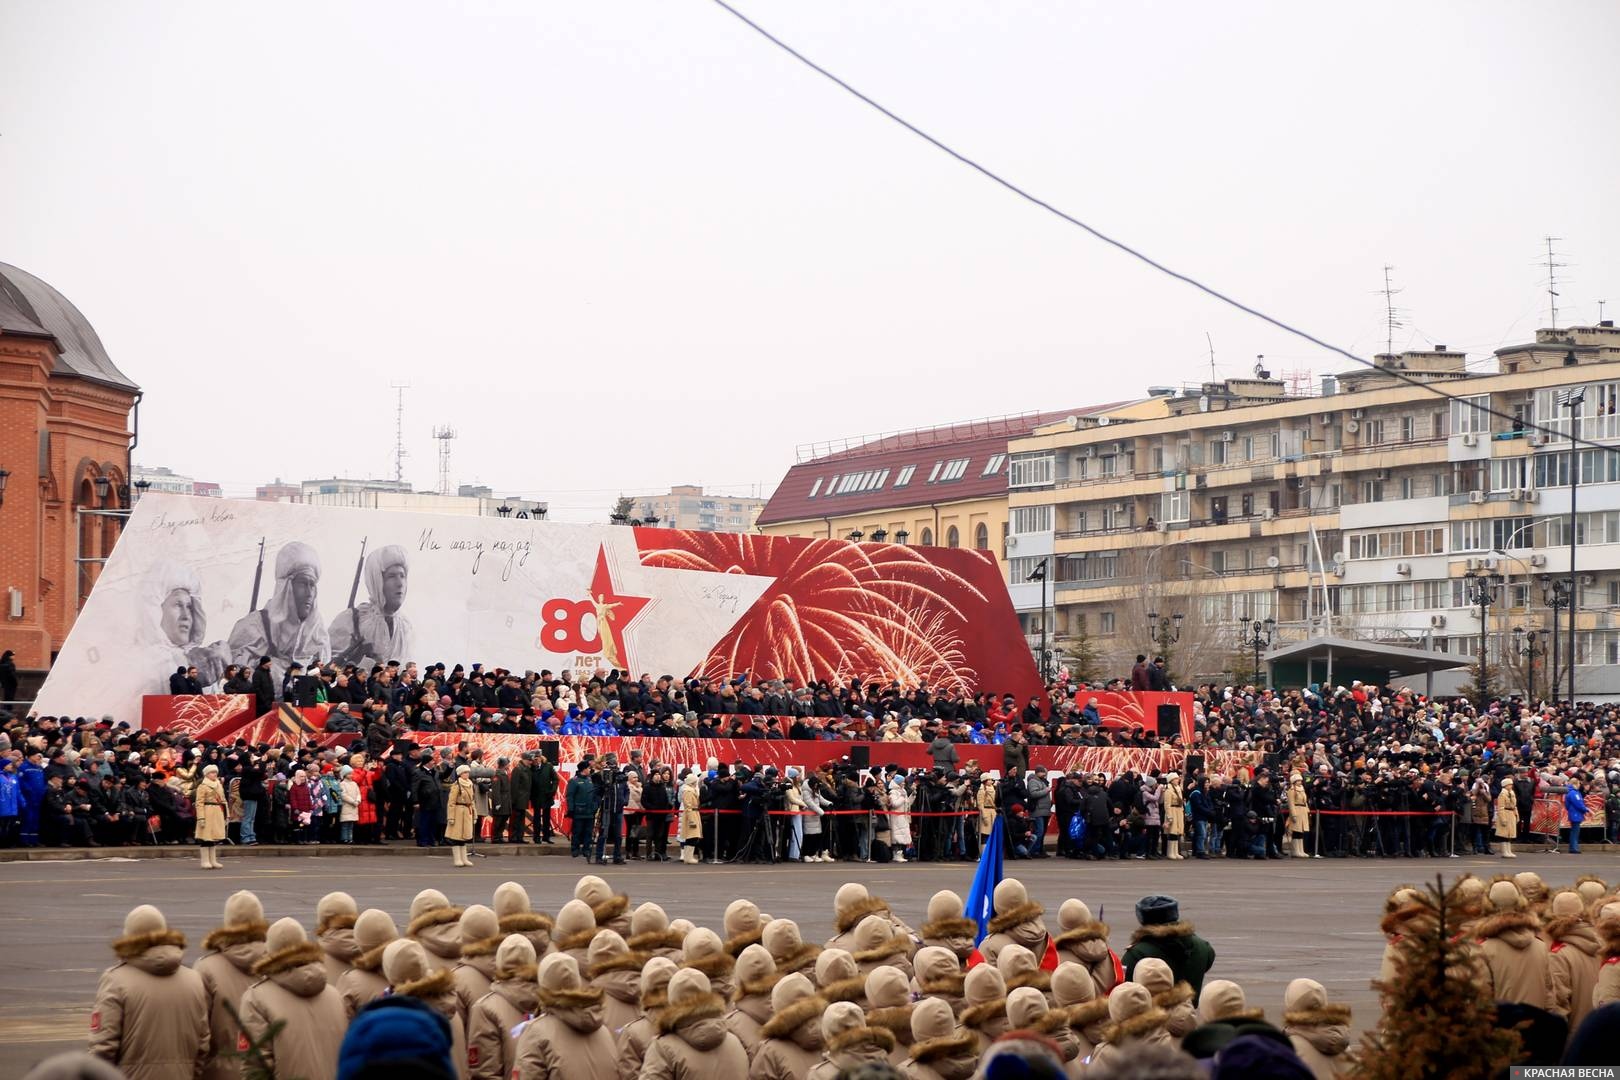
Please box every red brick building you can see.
[0,263,140,695]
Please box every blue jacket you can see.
[18,761,45,809]
[0,771,18,816]
[1565,786,1588,824]
[1189,787,1217,823]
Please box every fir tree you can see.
[1351,876,1519,1080]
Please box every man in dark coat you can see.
[488,757,512,843]
[1129,655,1152,691]
[531,753,558,844]
[1121,894,1216,999]
[251,656,276,715]
[508,753,532,842]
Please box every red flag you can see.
[1109,949,1124,988]
[966,948,986,969]
[1039,936,1060,972]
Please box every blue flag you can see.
[963,817,1005,948]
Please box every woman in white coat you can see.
[888,777,914,863]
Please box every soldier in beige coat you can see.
[1475,879,1552,1009]
[1051,898,1115,997]
[1594,900,1620,1008]
[1161,772,1186,860]
[615,956,676,1080]
[513,953,619,1080]
[575,874,633,936]
[1086,981,1172,1071]
[238,917,347,1080]
[917,890,975,963]
[761,918,821,979]
[627,902,685,962]
[901,996,977,1080]
[408,888,465,973]
[996,944,1053,1005]
[978,878,1050,968]
[1282,977,1352,1080]
[452,905,501,1018]
[89,905,210,1080]
[723,899,767,957]
[748,974,827,1080]
[1005,987,1083,1080]
[681,927,737,1001]
[909,947,965,1017]
[554,899,600,968]
[1130,957,1195,1038]
[1544,889,1603,1032]
[467,934,539,1080]
[585,929,643,1034]
[824,882,916,954]
[639,968,749,1080]
[338,908,398,1018]
[863,965,915,1057]
[193,891,267,1080]
[958,965,1009,1053]
[1196,979,1264,1025]
[850,914,913,981]
[806,1000,897,1080]
[385,938,469,1080]
[1495,779,1519,857]
[493,880,554,956]
[315,890,360,985]
[193,765,227,870]
[725,944,780,1058]
[812,948,865,1008]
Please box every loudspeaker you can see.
[1155,704,1182,739]
[539,740,560,765]
[1185,754,1206,776]
[849,745,871,769]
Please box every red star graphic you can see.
[589,546,649,671]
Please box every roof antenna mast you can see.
[1381,265,1404,356]
[1205,331,1217,383]
[1542,236,1567,330]
[391,382,411,483]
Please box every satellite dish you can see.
[1097,416,1111,427]
[1266,555,1281,569]
[1064,415,1079,429]
[1345,419,1360,434]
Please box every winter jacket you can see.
[468,975,540,1080]
[1284,1005,1352,1080]
[340,779,362,823]
[194,924,267,1080]
[238,940,348,1080]
[512,985,618,1080]
[90,929,210,1080]
[1474,909,1552,1009]
[805,1025,897,1080]
[641,991,749,1080]
[1162,781,1185,837]
[411,906,466,973]
[748,994,826,1080]
[900,1031,980,1080]
[1054,920,1118,999]
[1545,916,1602,1030]
[338,947,391,1019]
[1121,922,1216,998]
[446,777,477,841]
[1494,785,1519,839]
[193,778,227,842]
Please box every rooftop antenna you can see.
[1205,331,1217,382]
[1599,299,1607,323]
[433,425,457,495]
[1380,265,1404,355]
[1542,236,1567,330]
[390,382,411,483]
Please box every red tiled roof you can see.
[756,405,1127,527]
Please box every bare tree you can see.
[1097,548,1243,685]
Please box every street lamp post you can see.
[1541,576,1570,704]
[1145,609,1184,656]
[1464,569,1502,706]
[1513,626,1544,703]
[1238,617,1276,687]
[1561,380,1586,703]
[1027,558,1050,683]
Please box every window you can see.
[974,523,989,550]
[1006,555,1043,585]
[1359,479,1383,503]
[1099,454,1119,478]
[945,526,960,548]
[1491,457,1530,492]
[1099,612,1116,635]
[1240,493,1254,517]
[1208,439,1228,466]
[1151,447,1165,471]
[982,454,1006,476]
[1011,505,1053,533]
[920,527,933,546]
[1240,436,1254,462]
[1491,516,1534,550]
[1450,519,1486,552]
[1364,419,1385,445]
[1453,461,1486,493]
[1401,416,1415,443]
[1432,411,1448,439]
[807,477,823,498]
[1072,510,1088,533]
[894,465,916,488]
[1102,504,1125,530]
[935,458,970,482]
[1450,394,1491,435]
[1009,454,1054,488]
[1059,553,1118,583]
[927,462,942,483]
[1399,477,1414,500]
[1346,526,1445,559]
[1161,491,1190,523]
[1268,431,1281,459]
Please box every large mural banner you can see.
[38,494,1040,721]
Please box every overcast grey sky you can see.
[3,1,1616,520]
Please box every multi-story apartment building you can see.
[1007,322,1620,697]
[627,485,766,533]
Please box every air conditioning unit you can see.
[1430,615,1447,628]
[1461,433,1479,447]
[1112,442,1126,455]
[1483,557,1499,570]
[1330,564,1345,578]
[1529,554,1547,567]
[1465,557,1482,571]
[1525,490,1540,503]
[1222,430,1235,442]
[1082,446,1096,458]
[1468,490,1487,504]
[1262,507,1277,521]
[1345,420,1361,434]
[1509,487,1525,501]
[1006,535,1019,549]
[1395,562,1412,576]
[1318,413,1335,425]
[1351,409,1366,420]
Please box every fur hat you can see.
[996,943,1039,984]
[355,909,399,953]
[964,964,1006,1006]
[122,904,167,937]
[1058,898,1093,930]
[1575,876,1609,905]
[1132,957,1174,994]
[641,956,677,999]
[735,944,776,988]
[538,952,584,992]
[683,927,725,964]
[725,899,763,939]
[225,890,265,927]
[772,971,817,1011]
[631,902,670,937]
[574,874,612,908]
[1052,961,1096,1006]
[1135,895,1180,926]
[265,917,309,955]
[1513,872,1548,902]
[317,891,357,929]
[834,883,869,914]
[816,948,858,987]
[763,919,807,960]
[668,918,696,938]
[1282,977,1329,1013]
[409,889,451,923]
[1550,890,1585,919]
[1488,880,1526,913]
[820,1000,866,1043]
[495,934,537,978]
[911,996,957,1042]
[993,878,1030,913]
[1196,979,1254,1025]
[588,929,629,968]
[1007,986,1049,1028]
[493,881,532,920]
[926,890,964,925]
[458,905,498,945]
[852,914,897,955]
[382,939,432,986]
[555,900,596,941]
[866,964,909,1008]
[1109,981,1154,1022]
[667,967,712,1005]
[912,946,959,985]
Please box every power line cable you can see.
[707,0,1618,455]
